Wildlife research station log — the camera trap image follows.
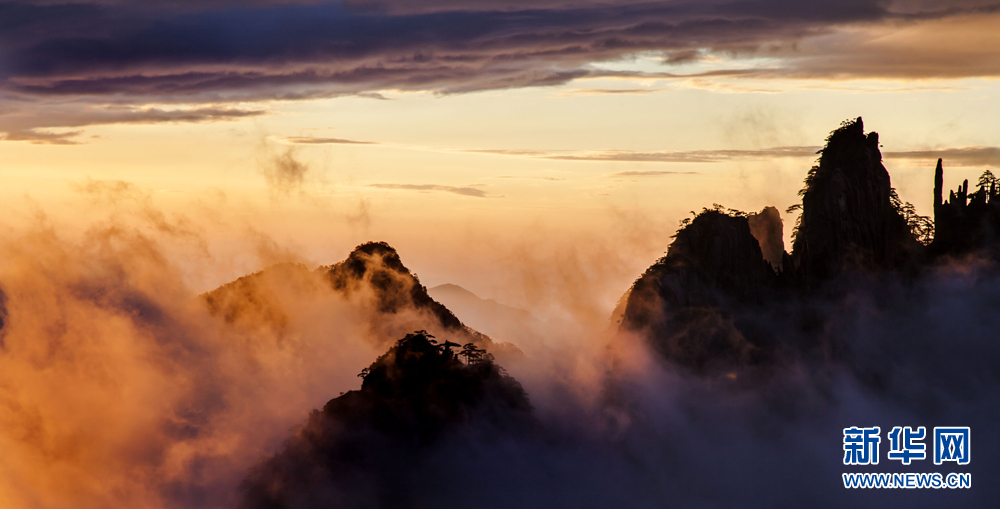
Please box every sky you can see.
[2,0,1000,313]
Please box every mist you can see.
[0,148,997,508]
[0,199,387,508]
[0,181,669,508]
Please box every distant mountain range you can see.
[427,283,548,351]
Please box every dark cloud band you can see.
[1,1,997,134]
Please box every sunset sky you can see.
[2,0,999,314]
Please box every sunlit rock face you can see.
[322,241,462,329]
[239,331,533,509]
[203,241,521,359]
[748,205,786,272]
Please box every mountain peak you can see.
[791,116,917,282]
[336,241,407,280]
[615,117,941,371]
[428,283,479,299]
[203,241,522,358]
[619,207,776,370]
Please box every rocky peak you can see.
[930,160,1000,257]
[204,242,518,357]
[618,208,777,370]
[790,117,917,283]
[748,206,785,271]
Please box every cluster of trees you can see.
[978,169,998,191]
[417,331,496,365]
[358,331,494,379]
[889,188,935,245]
[458,343,493,365]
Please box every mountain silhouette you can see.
[239,330,533,509]
[618,117,1000,373]
[203,241,521,359]
[228,119,1000,508]
[620,207,778,369]
[929,159,1000,258]
[792,118,922,283]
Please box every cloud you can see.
[0,206,399,509]
[492,175,566,181]
[261,148,311,194]
[605,170,699,177]
[2,1,999,132]
[367,183,491,197]
[561,88,662,96]
[276,136,377,145]
[346,196,373,230]
[70,178,208,245]
[466,149,554,157]
[1,167,999,508]
[0,106,264,143]
[549,146,820,163]
[465,144,1000,169]
[92,107,264,125]
[766,11,1000,79]
[345,141,1000,171]
[885,146,1000,167]
[1,129,84,145]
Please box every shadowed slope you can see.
[791,117,920,283]
[239,331,533,509]
[930,160,1000,258]
[619,208,779,370]
[616,117,937,372]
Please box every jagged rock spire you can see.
[790,117,917,283]
[934,158,944,209]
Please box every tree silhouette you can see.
[890,188,935,245]
[459,343,488,364]
[977,169,998,192]
[438,340,461,357]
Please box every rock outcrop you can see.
[791,117,919,284]
[617,117,1000,372]
[620,208,778,369]
[321,242,462,329]
[929,159,1000,258]
[748,206,785,271]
